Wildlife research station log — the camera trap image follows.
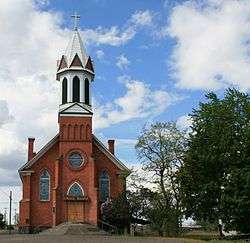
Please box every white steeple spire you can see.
[64,30,88,67]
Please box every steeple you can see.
[64,30,88,68]
[56,14,95,117]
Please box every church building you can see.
[18,16,130,233]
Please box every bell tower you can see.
[56,13,95,116]
[55,14,98,225]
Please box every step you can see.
[40,222,108,235]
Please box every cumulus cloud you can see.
[116,54,130,69]
[96,49,105,59]
[0,2,163,192]
[82,26,136,46]
[176,114,192,130]
[0,100,13,127]
[168,0,250,90]
[0,0,68,189]
[130,10,153,26]
[82,10,154,46]
[93,76,181,129]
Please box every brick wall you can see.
[19,116,126,229]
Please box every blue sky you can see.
[0,0,250,215]
[41,0,204,164]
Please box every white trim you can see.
[80,77,84,102]
[68,76,72,102]
[59,113,92,117]
[19,170,34,175]
[56,67,94,75]
[59,102,93,112]
[67,182,84,196]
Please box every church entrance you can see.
[66,182,86,222]
[67,201,84,222]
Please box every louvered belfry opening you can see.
[85,78,89,105]
[62,78,68,104]
[73,76,80,102]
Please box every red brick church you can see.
[18,16,130,233]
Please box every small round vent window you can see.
[68,152,84,168]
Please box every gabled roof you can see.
[59,103,93,116]
[19,134,59,172]
[92,135,130,172]
[57,55,68,71]
[65,30,88,67]
[70,53,83,68]
[85,56,94,73]
[19,134,130,174]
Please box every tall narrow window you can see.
[67,182,84,197]
[73,76,80,102]
[62,78,67,104]
[39,170,50,201]
[85,78,90,105]
[99,171,110,202]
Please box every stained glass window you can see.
[68,152,83,168]
[39,170,50,201]
[99,171,110,202]
[68,183,84,197]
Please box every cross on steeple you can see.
[71,11,80,30]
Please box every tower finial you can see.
[71,11,80,31]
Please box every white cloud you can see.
[130,10,153,26]
[82,26,136,46]
[176,114,192,130]
[0,0,68,189]
[82,10,154,46]
[96,49,105,59]
[93,76,181,129]
[0,100,13,127]
[168,0,250,90]
[116,54,130,69]
[0,2,162,191]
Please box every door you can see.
[67,201,84,222]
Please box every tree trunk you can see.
[218,223,224,238]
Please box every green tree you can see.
[180,88,250,234]
[101,193,130,231]
[135,122,187,236]
[0,213,6,229]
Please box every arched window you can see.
[39,170,50,201]
[62,78,68,104]
[85,78,90,105]
[99,171,110,202]
[73,76,80,102]
[67,182,84,197]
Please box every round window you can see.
[68,152,84,168]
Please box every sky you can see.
[0,0,250,220]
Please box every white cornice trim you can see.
[59,114,93,117]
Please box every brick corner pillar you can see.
[88,157,98,225]
[19,172,32,233]
[52,158,60,227]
